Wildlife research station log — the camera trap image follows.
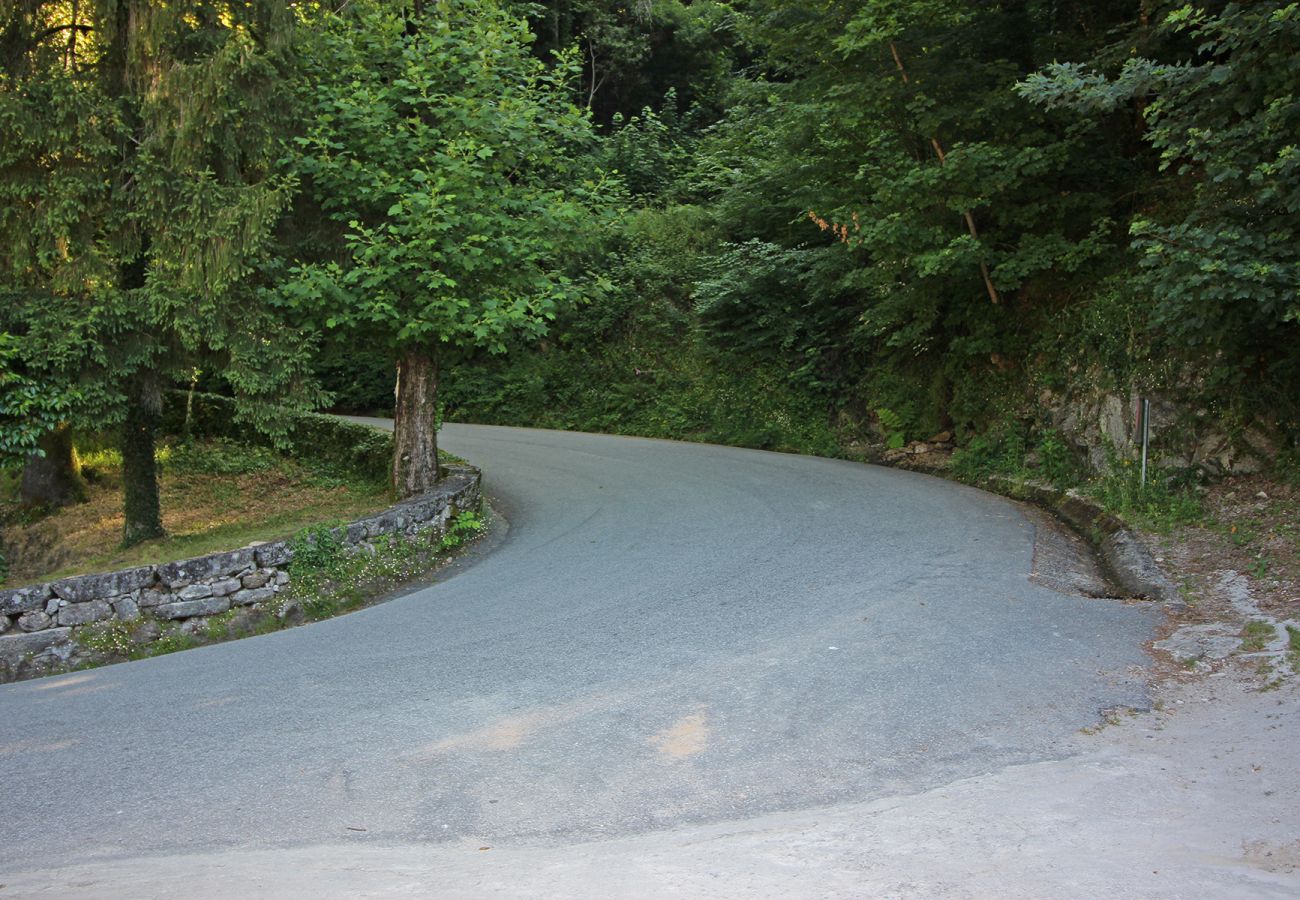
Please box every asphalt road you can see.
[0,425,1157,876]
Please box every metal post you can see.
[1140,398,1150,487]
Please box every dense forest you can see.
[2,0,1297,544]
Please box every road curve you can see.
[0,425,1156,873]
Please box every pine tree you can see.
[0,1,320,544]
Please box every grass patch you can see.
[1,436,394,588]
[1241,620,1276,652]
[1086,458,1204,533]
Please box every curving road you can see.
[0,425,1157,886]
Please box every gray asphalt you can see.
[0,424,1156,870]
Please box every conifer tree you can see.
[0,1,319,544]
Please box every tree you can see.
[0,333,82,507]
[519,0,739,125]
[0,1,320,545]
[1019,1,1300,403]
[283,0,615,496]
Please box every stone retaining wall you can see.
[0,466,480,682]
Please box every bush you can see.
[162,391,391,484]
[288,522,346,574]
[165,438,279,476]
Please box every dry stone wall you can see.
[0,466,480,682]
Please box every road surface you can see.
[0,425,1159,892]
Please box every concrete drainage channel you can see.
[983,475,1184,608]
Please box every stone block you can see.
[0,584,53,617]
[154,597,231,620]
[254,541,293,568]
[211,578,243,597]
[139,588,170,608]
[0,616,8,635]
[57,600,114,627]
[178,583,214,601]
[17,611,52,633]
[400,498,438,522]
[240,572,270,590]
[230,587,274,606]
[113,597,141,622]
[274,570,290,586]
[51,566,155,604]
[156,548,255,589]
[364,510,401,537]
[0,628,72,666]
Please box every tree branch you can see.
[890,41,1002,306]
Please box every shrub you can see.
[162,391,391,484]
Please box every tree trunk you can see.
[121,377,164,547]
[392,346,440,498]
[19,425,85,509]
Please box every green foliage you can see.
[601,96,694,200]
[161,392,392,485]
[875,408,906,450]
[288,524,347,576]
[950,423,1030,482]
[75,620,145,659]
[1087,456,1204,533]
[4,0,1299,509]
[1241,620,1276,652]
[520,1,739,125]
[439,511,486,551]
[1,0,323,542]
[0,333,78,468]
[1036,430,1076,489]
[1018,1,1300,416]
[446,342,841,456]
[281,0,616,359]
[74,619,198,662]
[283,513,488,623]
[164,439,278,477]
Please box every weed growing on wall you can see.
[279,510,487,623]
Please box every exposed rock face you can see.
[1041,381,1277,478]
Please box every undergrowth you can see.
[280,509,486,623]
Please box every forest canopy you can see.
[2,0,1297,544]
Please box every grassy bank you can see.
[1,436,393,588]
